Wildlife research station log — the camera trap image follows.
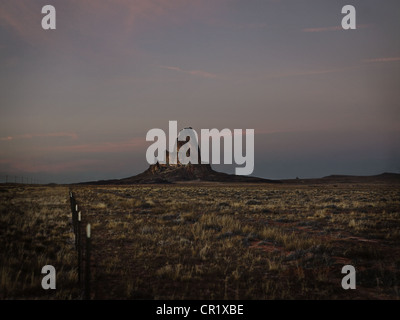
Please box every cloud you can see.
[302,26,342,33]
[160,65,218,79]
[0,132,78,141]
[0,1,50,46]
[267,65,360,79]
[362,57,400,63]
[0,0,221,70]
[69,0,188,31]
[39,138,146,153]
[302,24,370,33]
[0,0,213,44]
[0,135,147,174]
[206,18,268,30]
[6,158,102,173]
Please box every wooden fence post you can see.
[85,223,91,300]
[77,211,82,285]
[72,204,78,235]
[70,194,76,227]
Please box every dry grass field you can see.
[1,182,399,299]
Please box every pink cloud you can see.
[302,24,370,33]
[206,18,268,30]
[0,0,221,67]
[0,2,50,46]
[0,158,12,164]
[302,26,342,33]
[0,0,213,40]
[0,136,148,174]
[75,0,217,28]
[160,65,218,79]
[268,65,360,79]
[0,132,78,141]
[39,138,147,153]
[9,159,102,173]
[363,57,400,63]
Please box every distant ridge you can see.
[282,172,400,184]
[78,172,400,185]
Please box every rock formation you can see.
[81,128,280,185]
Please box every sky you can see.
[0,0,399,183]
